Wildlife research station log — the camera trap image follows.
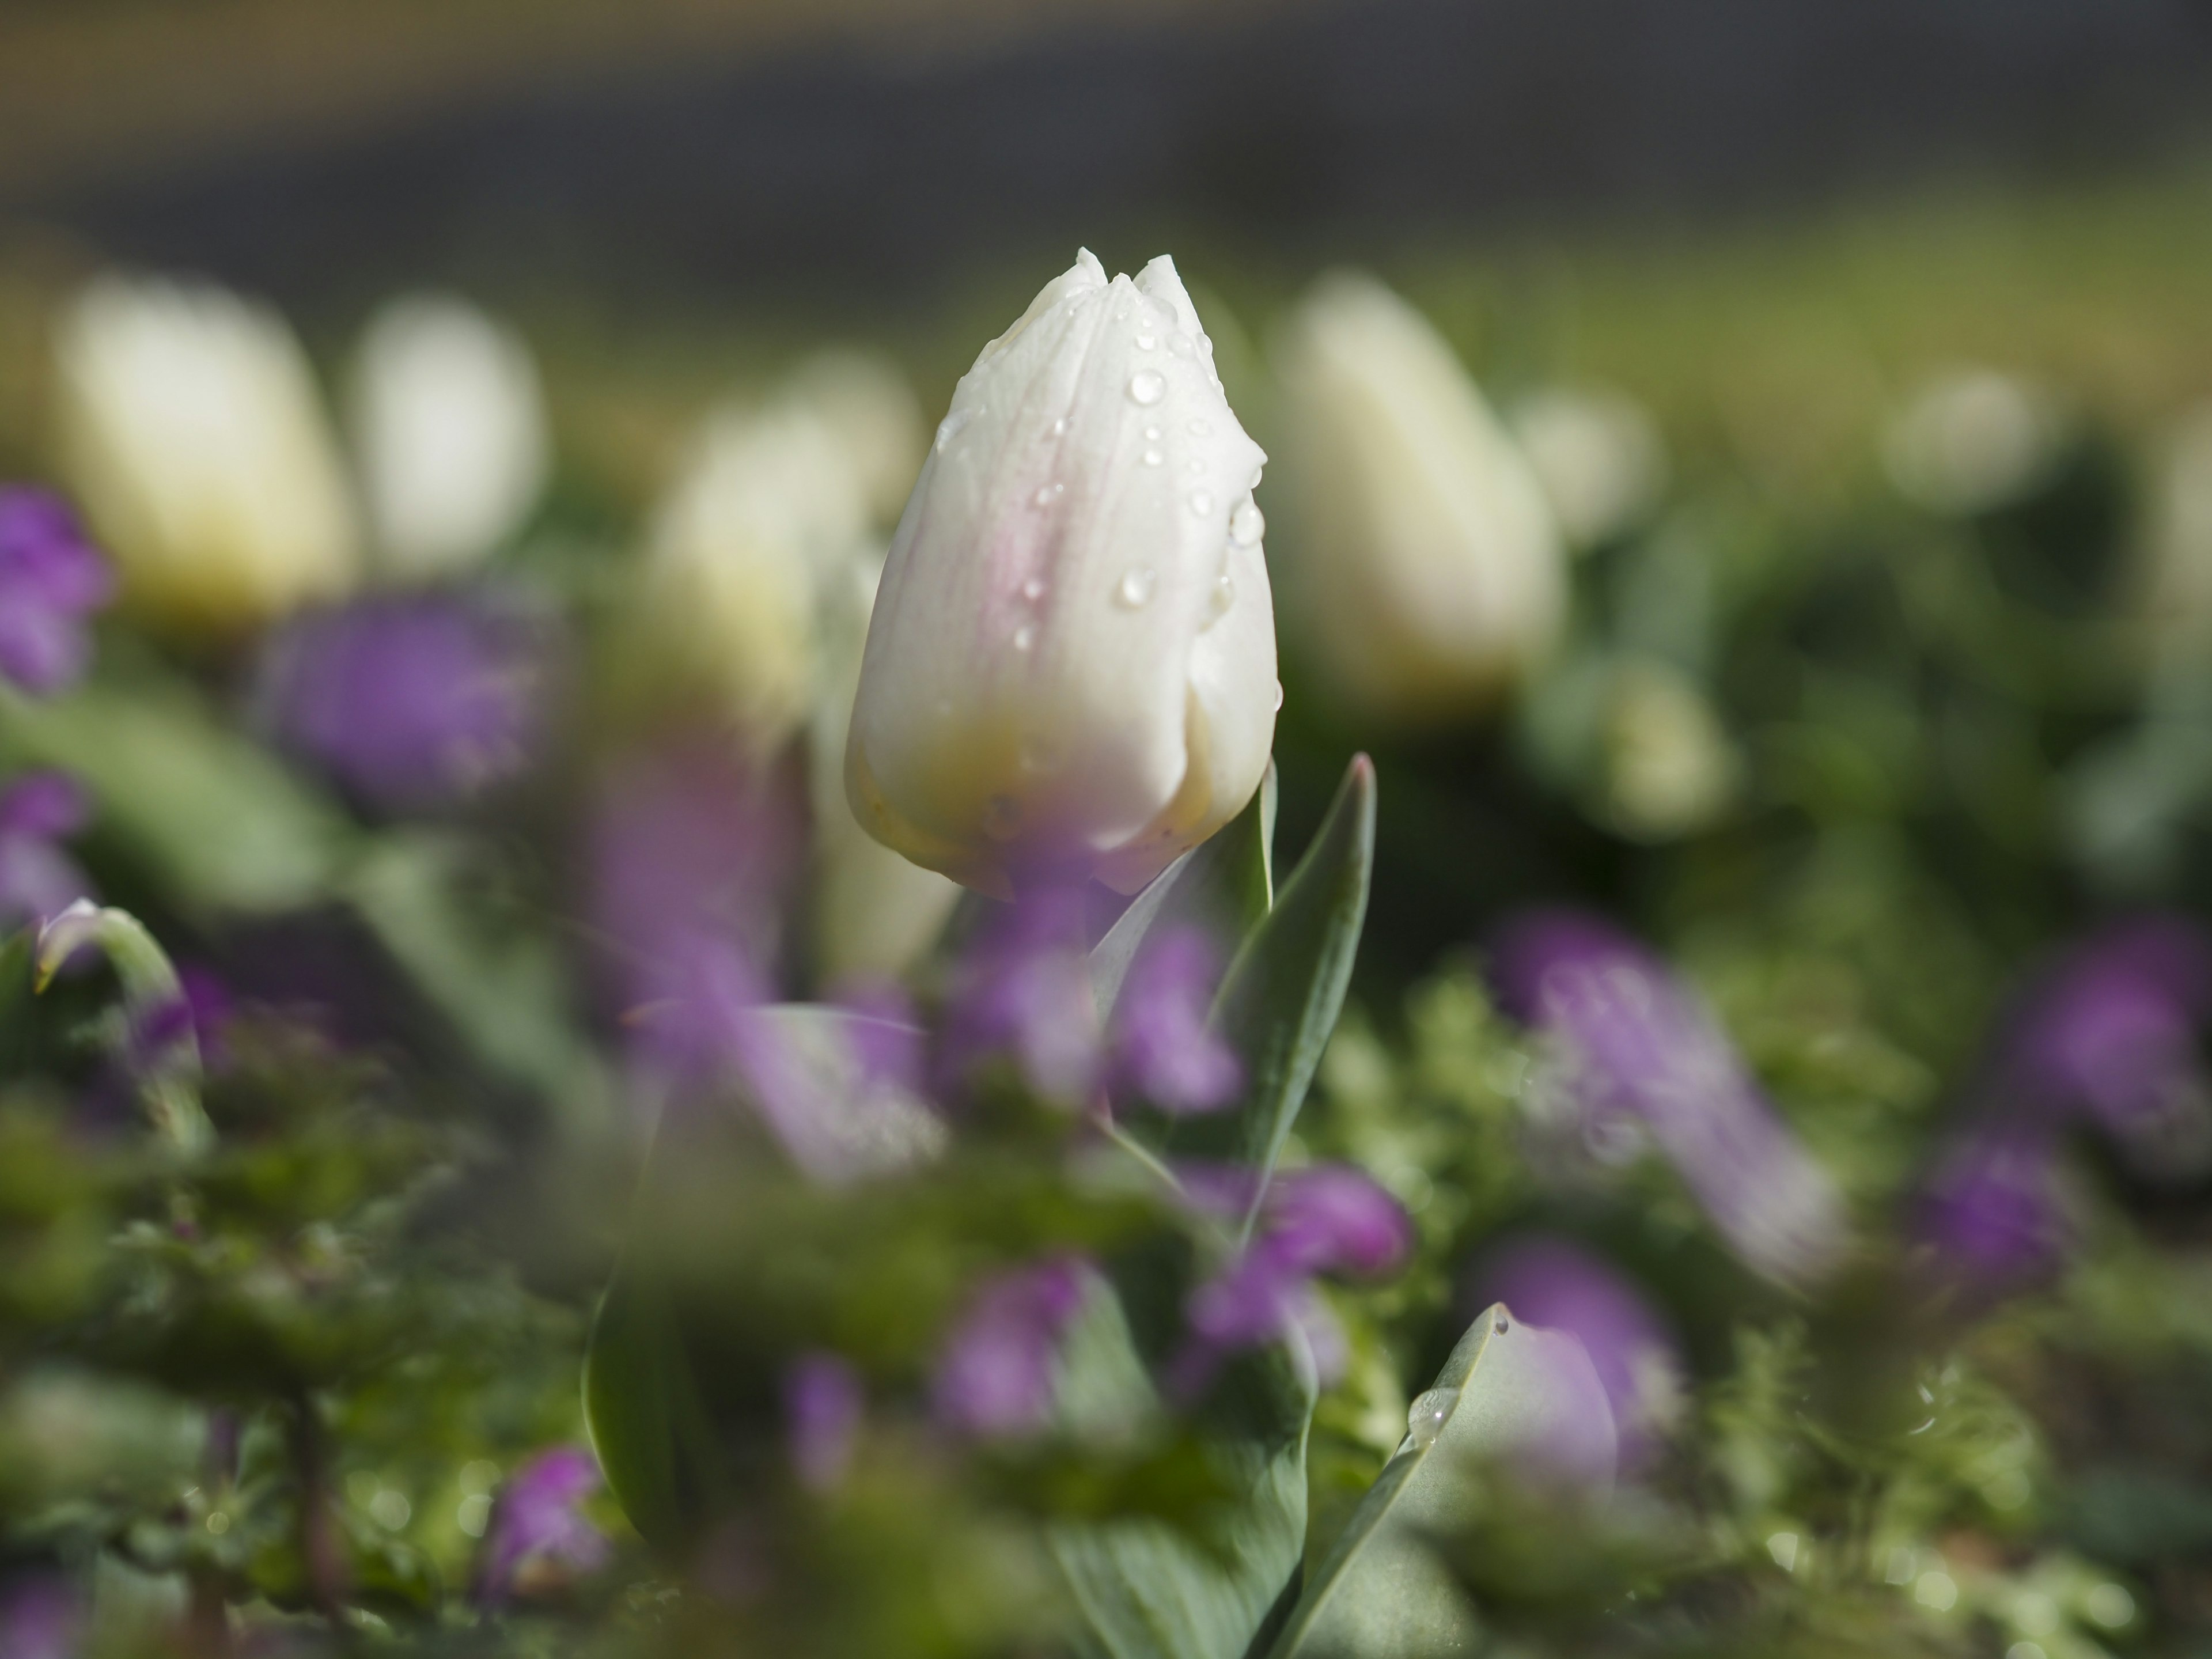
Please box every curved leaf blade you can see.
[1168,756,1375,1233]
[1267,1305,1617,1658]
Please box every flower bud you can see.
[51,274,359,634]
[1274,272,1565,723]
[635,398,870,745]
[847,249,1278,898]
[809,551,961,984]
[350,293,549,581]
[1510,384,1667,550]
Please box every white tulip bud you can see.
[780,349,927,527]
[1601,658,1739,842]
[52,274,359,634]
[351,293,549,581]
[809,552,963,983]
[846,249,1278,899]
[2140,401,2212,649]
[1275,272,1566,724]
[1883,367,2065,516]
[1511,384,1667,550]
[637,399,872,746]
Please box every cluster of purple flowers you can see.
[1179,1163,1413,1389]
[625,884,1407,1466]
[1916,915,2212,1297]
[0,488,111,699]
[937,888,1246,1118]
[256,592,555,811]
[1489,908,1848,1289]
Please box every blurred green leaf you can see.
[1266,1305,1615,1658]
[343,835,611,1134]
[0,679,349,915]
[1050,1278,1316,1659]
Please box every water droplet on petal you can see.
[1249,467,1263,489]
[1144,425,1162,441]
[1406,1388,1455,1451]
[934,407,978,453]
[1187,416,1212,437]
[1050,416,1069,437]
[1116,566,1158,608]
[1135,333,1157,351]
[1142,448,1164,467]
[1188,490,1215,517]
[1272,681,1285,711]
[1012,624,1036,651]
[1128,370,1166,406]
[1020,577,1047,601]
[1493,1312,1510,1335]
[1229,501,1266,545]
[1032,483,1064,506]
[983,796,1022,839]
[1205,573,1236,628]
[1168,334,1194,357]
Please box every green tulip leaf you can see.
[1266,1305,1618,1659]
[1165,755,1375,1236]
[585,1004,941,1550]
[35,900,210,1156]
[1,677,350,915]
[1092,764,1278,1024]
[343,835,613,1137]
[1051,1272,1315,1659]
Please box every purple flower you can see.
[588,730,805,1020]
[938,886,1100,1107]
[1915,1129,2073,1296]
[1490,908,1848,1289]
[0,1577,80,1659]
[933,1254,1091,1436]
[257,592,553,810]
[785,1353,863,1492]
[1980,916,2212,1175]
[474,1447,612,1609]
[0,771,95,932]
[1181,1165,1411,1389]
[1472,1235,1681,1469]
[0,487,113,696]
[1111,926,1242,1114]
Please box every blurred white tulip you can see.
[52,274,359,634]
[1275,272,1565,724]
[809,552,962,983]
[637,398,873,746]
[2141,401,2212,647]
[781,349,928,527]
[1601,658,1739,842]
[846,249,1278,899]
[351,293,549,581]
[1511,385,1667,549]
[1883,367,2066,516]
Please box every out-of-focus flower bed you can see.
[4,176,2212,1657]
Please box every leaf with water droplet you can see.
[1266,1306,1617,1658]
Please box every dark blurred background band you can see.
[7,0,2212,302]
